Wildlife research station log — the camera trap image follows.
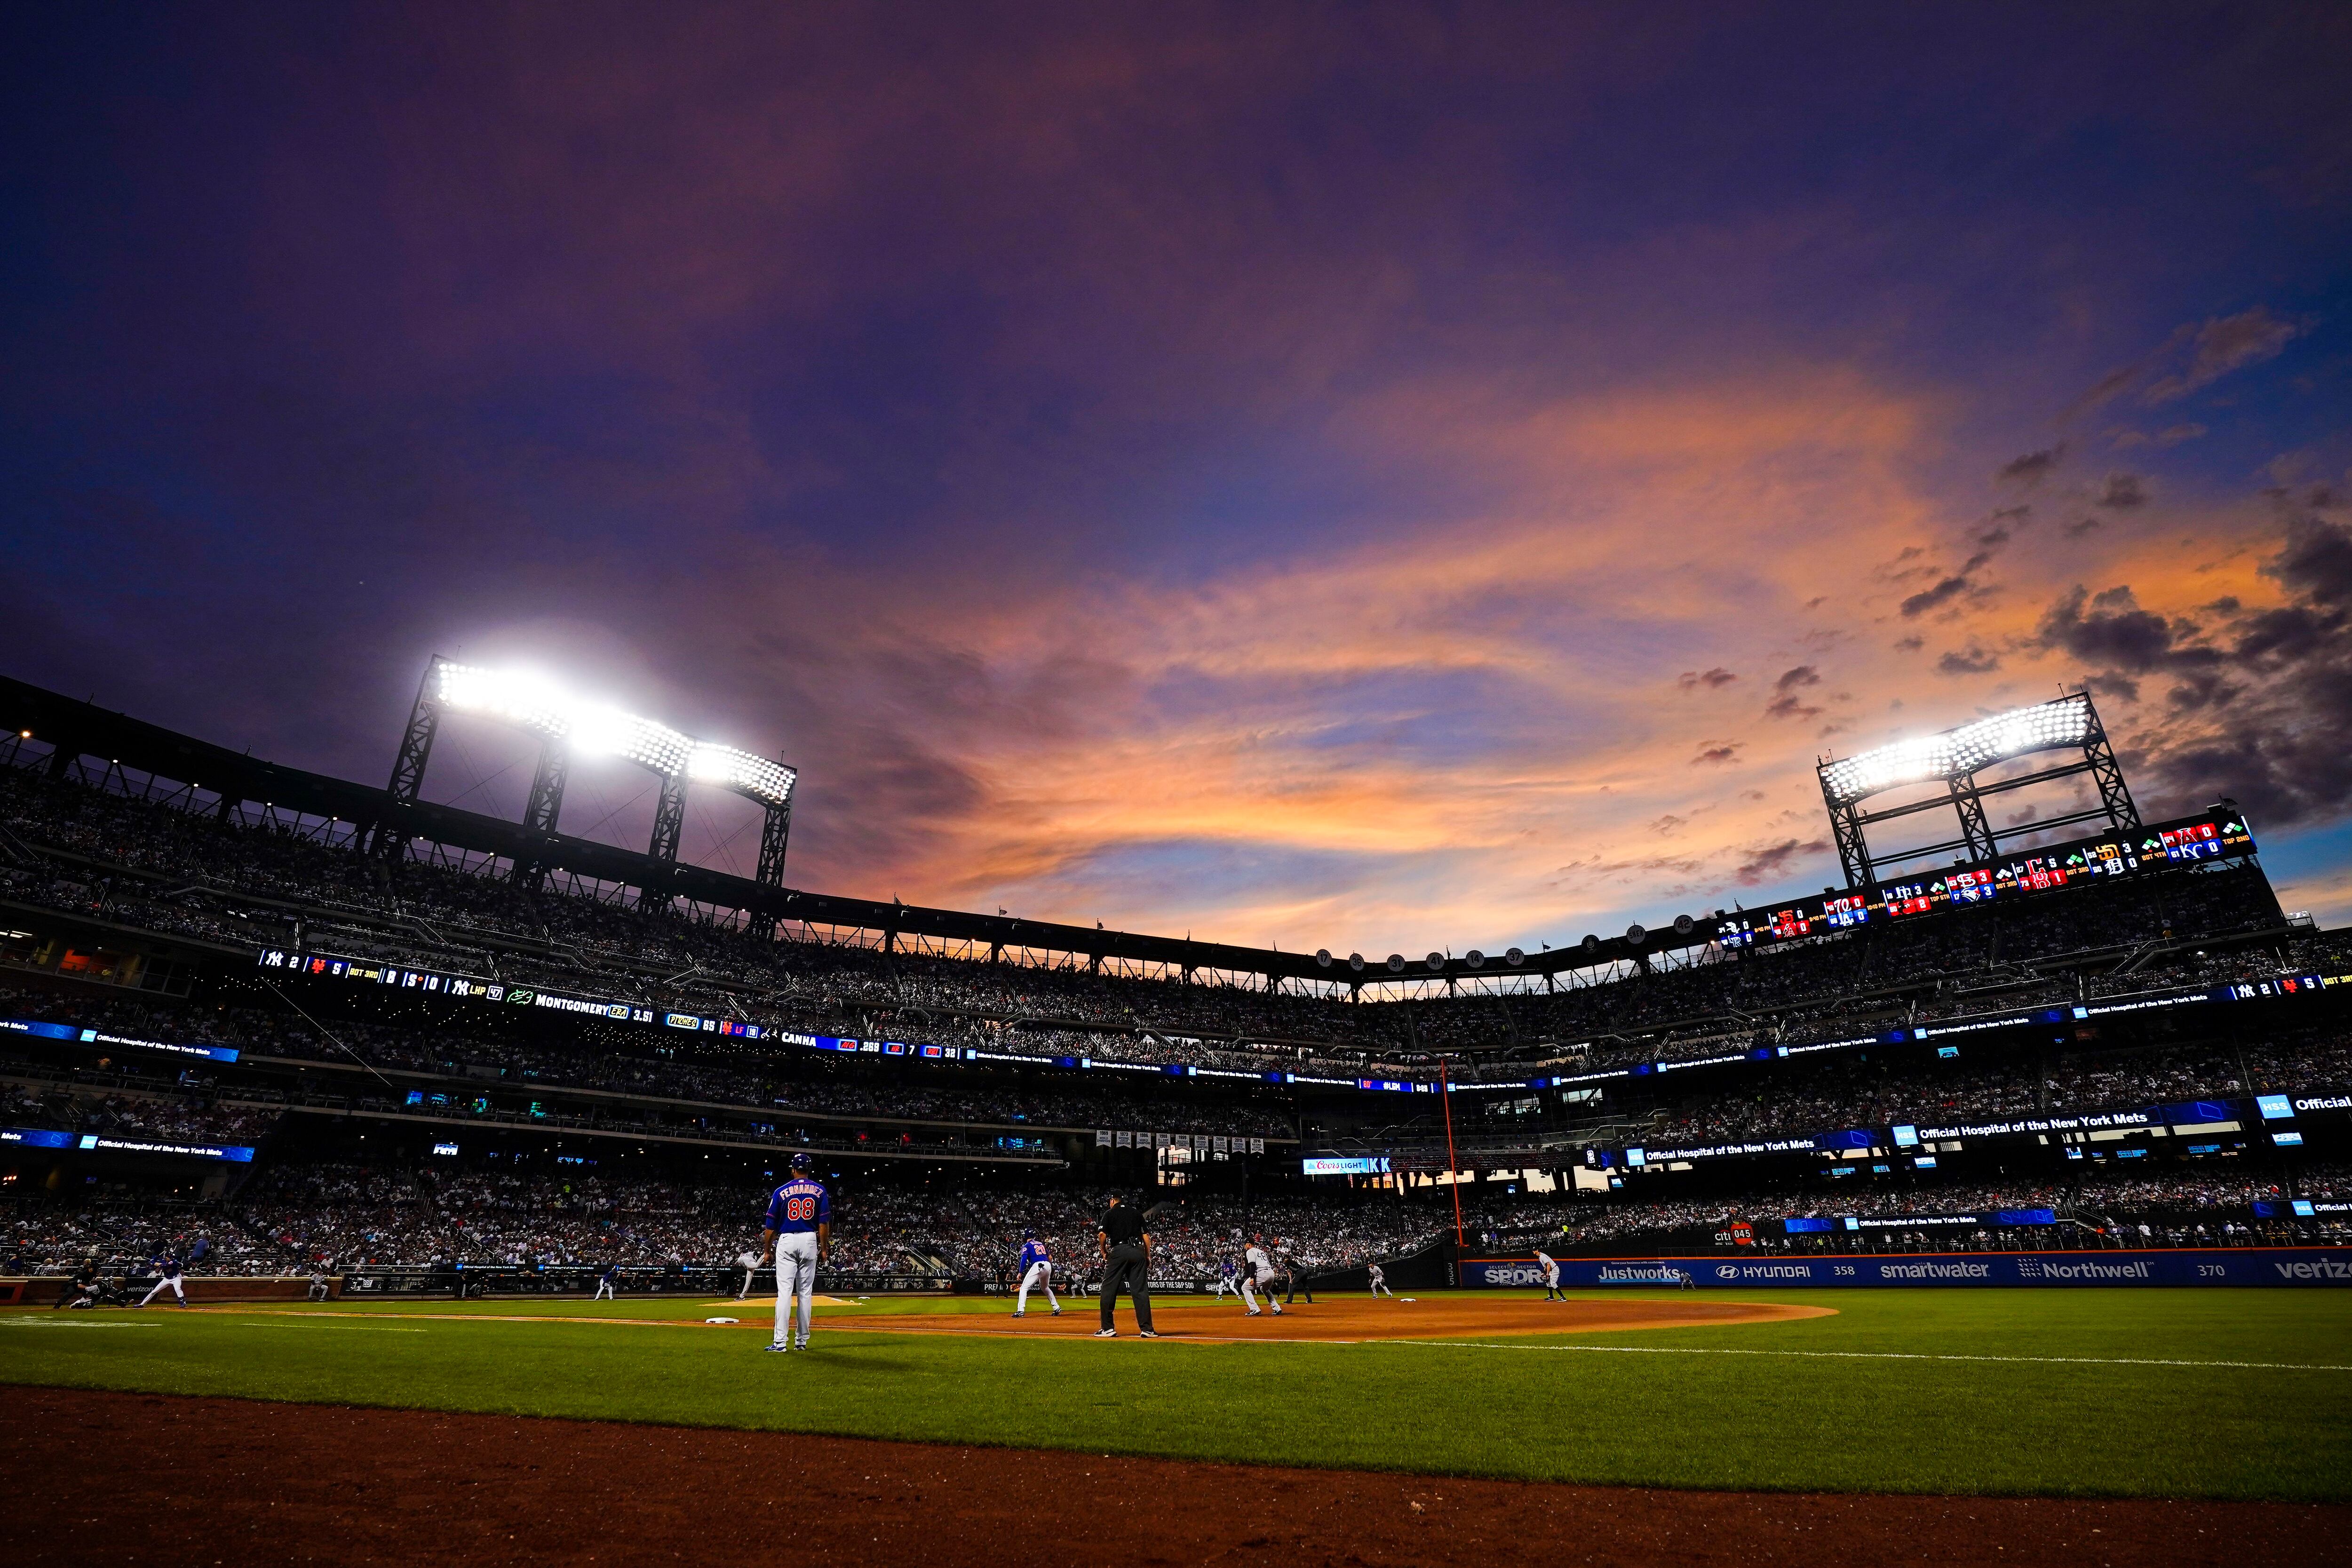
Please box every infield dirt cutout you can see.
[841,1294,1836,1341]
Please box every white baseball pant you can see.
[774,1232,819,1347]
[1016,1261,1057,1314]
[140,1274,184,1306]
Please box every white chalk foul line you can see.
[234,1322,428,1332]
[0,1319,161,1329]
[1388,1340,2352,1373]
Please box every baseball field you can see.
[6,1288,2349,1564]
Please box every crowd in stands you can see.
[0,984,1297,1140]
[2,1162,1441,1281]
[1469,1166,2352,1251]
[1652,1035,2352,1147]
[0,1079,278,1147]
[8,1151,2346,1282]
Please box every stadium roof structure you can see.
[0,675,1704,989]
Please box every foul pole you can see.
[1440,1056,1465,1250]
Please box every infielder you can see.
[1367,1262,1394,1299]
[759,1152,829,1353]
[1012,1230,1060,1317]
[592,1261,618,1301]
[1535,1249,1562,1301]
[137,1251,187,1308]
[1240,1236,1283,1316]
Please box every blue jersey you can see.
[763,1177,830,1234]
[1018,1240,1048,1272]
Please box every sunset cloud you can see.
[3,4,2347,943]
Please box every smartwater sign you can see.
[1461,1249,2352,1288]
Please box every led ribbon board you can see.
[1717,806,2254,949]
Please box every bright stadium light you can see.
[435,662,574,737]
[430,661,787,801]
[569,706,691,774]
[686,742,796,807]
[1820,695,2092,805]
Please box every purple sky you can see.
[4,4,2349,950]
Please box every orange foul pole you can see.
[1440,1056,1465,1250]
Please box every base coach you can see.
[1094,1193,1159,1338]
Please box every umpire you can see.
[1094,1193,1158,1338]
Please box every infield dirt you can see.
[5,1385,2344,1568]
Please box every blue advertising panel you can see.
[1461,1248,2352,1288]
[3,1127,253,1161]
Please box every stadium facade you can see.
[0,671,2345,1300]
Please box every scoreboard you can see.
[1717,808,2255,950]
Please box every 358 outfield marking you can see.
[1390,1341,2352,1372]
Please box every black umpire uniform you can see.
[1097,1195,1155,1336]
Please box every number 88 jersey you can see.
[764,1176,830,1234]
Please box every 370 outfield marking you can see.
[1390,1341,2352,1372]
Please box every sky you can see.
[2,3,2349,954]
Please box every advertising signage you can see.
[1716,807,2255,951]
[1,1126,253,1161]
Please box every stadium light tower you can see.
[1816,689,2137,890]
[373,655,797,903]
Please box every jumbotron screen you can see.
[1716,808,2255,950]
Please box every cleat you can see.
[1051,1310,1061,1316]
[1245,1309,1262,1316]
[1093,1328,1118,1337]
[1012,1312,1025,1318]
[762,1344,790,1353]
[1138,1330,1160,1338]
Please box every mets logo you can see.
[1714,1265,1739,1279]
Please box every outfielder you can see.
[1012,1230,1060,1317]
[1535,1249,1562,1301]
[1367,1262,1395,1299]
[136,1251,187,1308]
[759,1152,829,1353]
[1240,1236,1283,1316]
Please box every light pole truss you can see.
[1816,690,2139,891]
[378,655,797,900]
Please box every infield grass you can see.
[5,1288,2348,1501]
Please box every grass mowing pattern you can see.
[5,1289,2348,1501]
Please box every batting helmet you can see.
[789,1151,814,1171]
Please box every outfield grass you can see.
[6,1289,2349,1501]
